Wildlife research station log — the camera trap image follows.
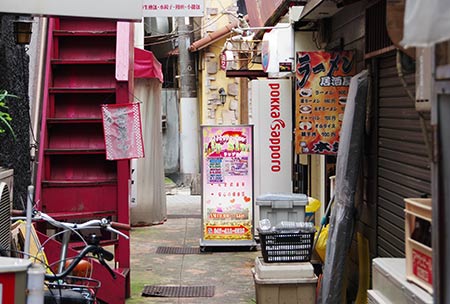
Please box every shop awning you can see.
[134,47,164,83]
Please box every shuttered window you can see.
[376,52,431,257]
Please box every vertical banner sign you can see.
[201,125,254,245]
[295,51,355,154]
[102,103,145,160]
[252,79,292,198]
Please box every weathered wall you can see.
[0,14,31,209]
[200,0,242,125]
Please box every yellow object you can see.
[11,220,50,272]
[355,232,370,304]
[305,197,321,223]
[315,224,329,262]
[306,197,321,213]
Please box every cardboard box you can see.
[404,198,433,294]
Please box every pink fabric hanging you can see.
[102,102,145,160]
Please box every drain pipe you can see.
[30,17,48,188]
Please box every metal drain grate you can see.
[167,214,201,219]
[142,285,215,297]
[156,246,201,254]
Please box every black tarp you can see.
[319,70,369,303]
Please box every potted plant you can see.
[0,90,16,137]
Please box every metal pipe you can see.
[26,263,45,304]
[58,230,71,274]
[30,17,48,187]
[24,185,34,257]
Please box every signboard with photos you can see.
[200,125,255,247]
[295,51,355,155]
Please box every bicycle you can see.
[12,209,130,304]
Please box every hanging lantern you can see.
[13,16,33,45]
[218,88,227,104]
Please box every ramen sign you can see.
[294,51,355,155]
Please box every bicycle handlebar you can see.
[110,221,131,231]
[45,244,116,281]
[11,209,130,240]
[12,209,130,280]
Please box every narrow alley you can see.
[127,187,259,304]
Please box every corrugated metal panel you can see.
[365,0,392,54]
[376,52,431,258]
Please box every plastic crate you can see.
[256,194,308,227]
[252,268,318,304]
[258,229,314,263]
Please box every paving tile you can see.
[127,194,259,304]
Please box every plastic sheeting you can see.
[401,0,450,47]
[130,78,167,226]
[319,70,368,303]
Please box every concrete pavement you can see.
[126,189,259,304]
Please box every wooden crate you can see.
[404,198,432,294]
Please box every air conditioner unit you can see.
[0,168,13,257]
[299,0,343,21]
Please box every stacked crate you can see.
[253,193,317,304]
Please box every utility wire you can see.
[143,10,241,47]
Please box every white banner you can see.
[1,0,143,20]
[142,0,204,17]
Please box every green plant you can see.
[0,90,16,136]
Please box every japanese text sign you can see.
[201,126,254,242]
[102,103,144,160]
[142,0,204,17]
[295,51,355,154]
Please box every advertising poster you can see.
[200,125,254,246]
[295,51,355,154]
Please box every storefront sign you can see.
[142,0,204,17]
[201,126,254,243]
[295,51,355,154]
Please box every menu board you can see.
[295,51,355,154]
[200,125,254,245]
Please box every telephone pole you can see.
[177,17,200,191]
